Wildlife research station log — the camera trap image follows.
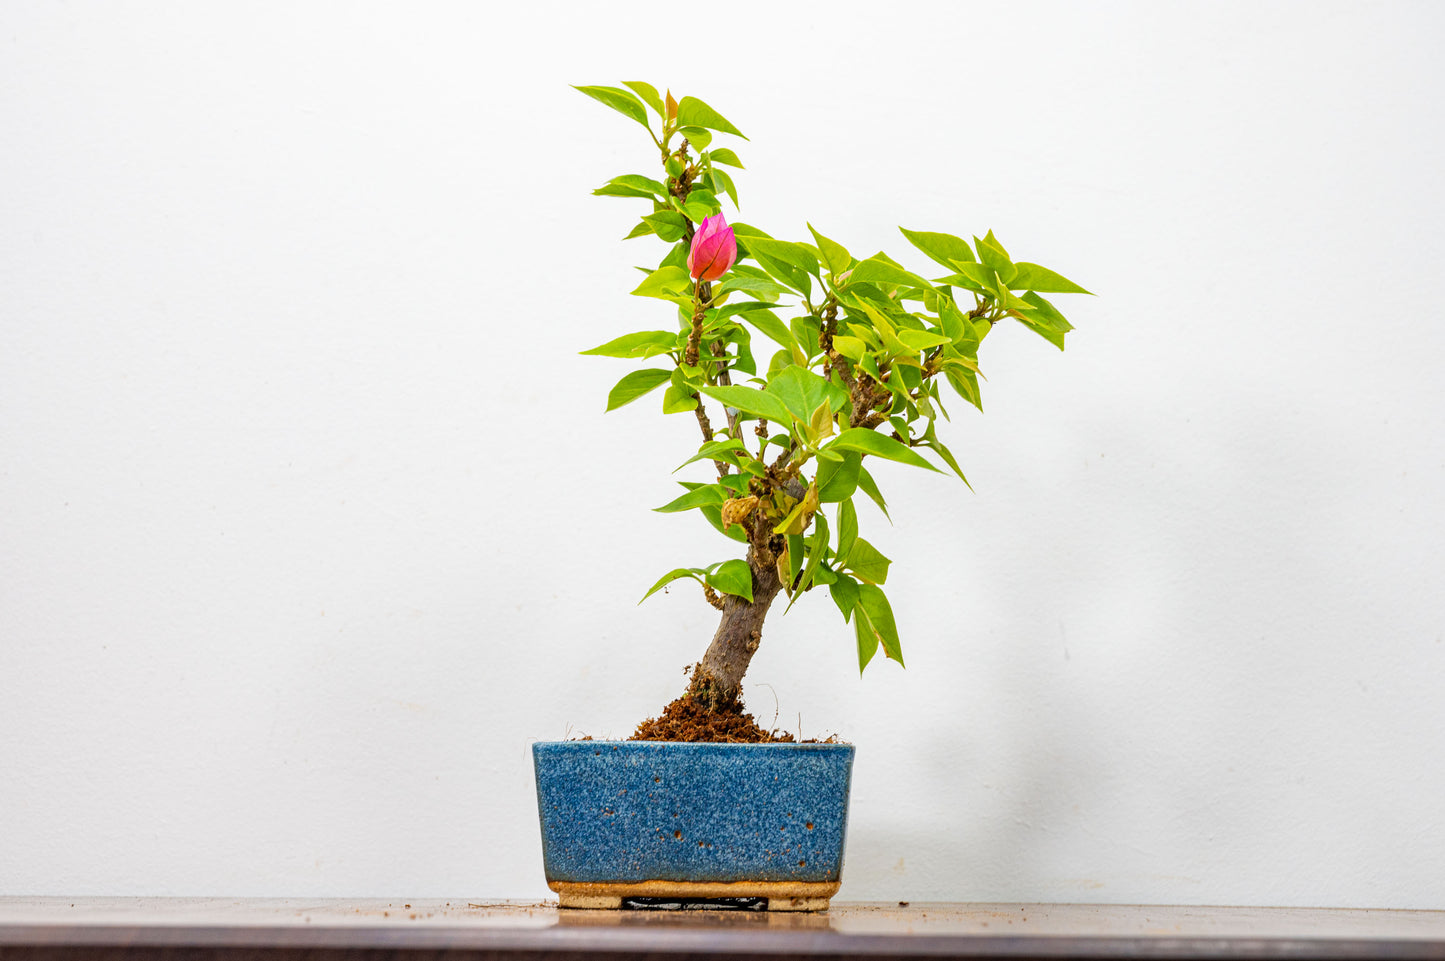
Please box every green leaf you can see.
[899,227,977,269]
[847,256,932,291]
[607,174,666,197]
[730,324,757,379]
[654,484,729,513]
[719,472,750,495]
[979,229,1011,260]
[730,222,774,239]
[678,199,716,224]
[623,220,655,241]
[678,125,713,150]
[845,537,891,585]
[787,533,805,587]
[939,300,968,343]
[831,335,866,362]
[1012,263,1091,295]
[946,367,984,411]
[605,368,672,411]
[808,223,851,276]
[896,328,952,352]
[630,264,692,300]
[974,232,1017,286]
[816,451,861,503]
[1018,290,1074,350]
[574,85,651,130]
[854,607,879,672]
[746,238,820,278]
[715,299,783,317]
[714,272,788,300]
[856,583,904,666]
[943,262,995,290]
[593,183,656,200]
[784,513,830,612]
[581,330,678,358]
[706,558,754,602]
[622,81,665,117]
[749,247,812,298]
[640,567,703,603]
[686,187,719,210]
[737,308,803,359]
[675,96,747,139]
[675,438,749,472]
[711,167,739,209]
[709,148,744,168]
[826,429,941,472]
[659,239,690,272]
[830,573,859,623]
[662,382,698,414]
[857,351,882,383]
[789,316,822,359]
[924,438,972,489]
[836,498,859,563]
[766,365,849,422]
[697,383,793,424]
[856,465,890,520]
[641,211,688,243]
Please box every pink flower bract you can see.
[687,213,737,282]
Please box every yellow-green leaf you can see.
[676,96,747,139]
[826,429,941,473]
[605,368,672,411]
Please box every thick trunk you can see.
[688,554,783,709]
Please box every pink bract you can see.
[687,214,737,282]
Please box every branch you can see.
[684,280,706,368]
[709,340,741,441]
[690,401,730,479]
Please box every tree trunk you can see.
[688,552,783,709]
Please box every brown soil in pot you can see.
[630,691,797,743]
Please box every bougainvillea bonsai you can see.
[577,83,1089,740]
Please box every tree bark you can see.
[688,550,783,709]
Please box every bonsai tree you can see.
[576,82,1089,734]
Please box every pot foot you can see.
[767,897,831,912]
[558,893,623,910]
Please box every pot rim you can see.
[533,739,853,751]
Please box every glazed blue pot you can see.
[532,740,855,909]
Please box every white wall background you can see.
[3,0,1443,908]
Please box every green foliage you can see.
[605,368,672,411]
[581,330,678,359]
[676,96,748,139]
[641,558,754,603]
[573,85,650,130]
[578,81,1090,678]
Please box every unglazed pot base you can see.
[550,879,839,912]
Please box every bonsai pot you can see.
[532,740,855,911]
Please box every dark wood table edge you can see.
[2,923,1444,960]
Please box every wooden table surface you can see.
[2,898,1443,959]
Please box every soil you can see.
[630,691,798,743]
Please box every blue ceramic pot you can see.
[532,740,855,909]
